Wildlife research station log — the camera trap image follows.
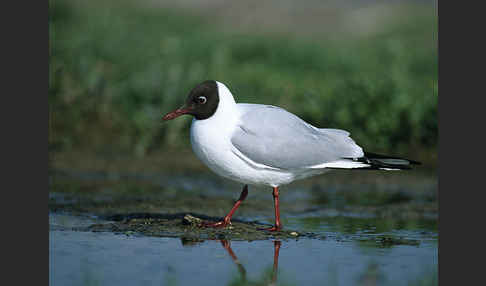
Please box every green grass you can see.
[49,0,437,158]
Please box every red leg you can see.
[260,187,283,231]
[201,185,248,228]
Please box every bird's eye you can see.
[197,96,207,104]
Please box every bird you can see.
[162,80,420,231]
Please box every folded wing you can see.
[231,104,364,170]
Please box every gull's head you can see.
[162,80,221,121]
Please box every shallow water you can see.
[49,164,437,286]
[49,213,437,286]
[50,232,437,286]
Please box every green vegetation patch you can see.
[49,0,437,157]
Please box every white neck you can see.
[208,81,237,123]
[190,81,238,152]
[190,81,238,132]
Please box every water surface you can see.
[49,165,437,286]
[49,213,437,286]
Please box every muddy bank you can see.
[82,213,311,241]
[49,152,436,245]
[52,212,422,247]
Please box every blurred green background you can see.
[49,0,437,164]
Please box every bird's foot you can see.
[258,225,282,232]
[199,217,231,228]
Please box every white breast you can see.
[189,82,302,187]
[189,84,249,183]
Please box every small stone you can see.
[182,214,202,226]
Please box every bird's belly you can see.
[192,141,282,187]
[190,126,296,187]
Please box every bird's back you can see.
[232,104,364,170]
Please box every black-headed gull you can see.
[162,80,419,231]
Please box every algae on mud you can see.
[53,211,422,247]
[83,213,312,241]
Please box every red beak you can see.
[162,107,192,121]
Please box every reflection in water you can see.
[221,240,247,280]
[220,240,281,286]
[272,241,281,284]
[50,229,437,286]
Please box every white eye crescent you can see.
[197,96,207,104]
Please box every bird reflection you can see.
[220,240,247,280]
[220,239,281,286]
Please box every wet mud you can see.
[49,153,436,246]
[48,211,421,247]
[81,213,312,241]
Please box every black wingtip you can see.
[364,152,421,165]
[341,152,421,170]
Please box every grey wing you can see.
[231,104,364,170]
